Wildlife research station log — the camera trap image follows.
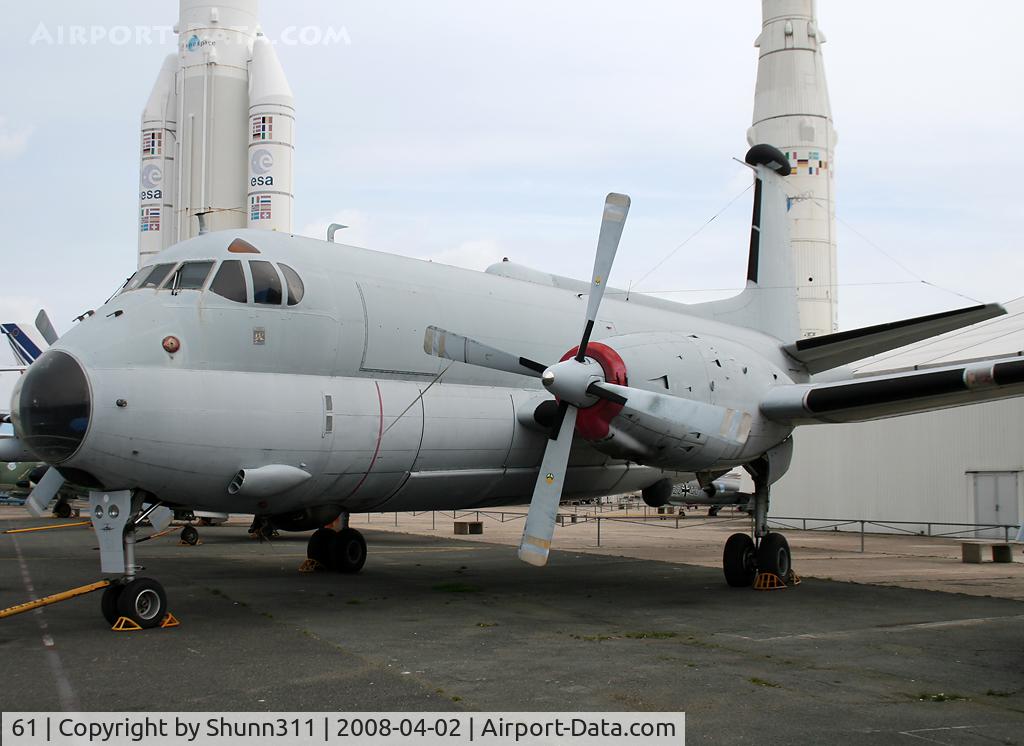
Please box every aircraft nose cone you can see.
[12,351,91,463]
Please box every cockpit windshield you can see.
[280,263,304,306]
[210,260,247,303]
[140,263,176,289]
[169,261,214,293]
[250,260,283,305]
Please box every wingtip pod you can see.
[745,144,791,177]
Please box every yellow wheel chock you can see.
[111,612,180,631]
[753,569,802,590]
[753,572,787,590]
[112,616,143,631]
[297,558,324,573]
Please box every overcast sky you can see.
[1,1,1022,401]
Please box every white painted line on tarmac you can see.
[9,534,81,711]
[722,614,1024,642]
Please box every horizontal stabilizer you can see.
[761,356,1024,425]
[784,304,1005,374]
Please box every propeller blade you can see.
[148,505,174,533]
[424,326,547,377]
[578,193,630,360]
[518,404,579,567]
[26,468,65,518]
[591,382,752,446]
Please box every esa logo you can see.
[250,149,275,186]
[140,164,163,199]
[249,147,274,185]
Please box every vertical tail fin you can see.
[1,318,51,366]
[687,144,799,341]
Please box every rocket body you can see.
[138,54,178,267]
[247,36,295,232]
[137,0,294,266]
[747,0,838,338]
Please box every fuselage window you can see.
[279,263,305,306]
[250,260,283,305]
[141,263,176,289]
[210,260,247,303]
[169,261,214,293]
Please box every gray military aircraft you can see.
[9,144,1023,627]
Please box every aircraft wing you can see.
[761,355,1024,425]
[783,304,1005,374]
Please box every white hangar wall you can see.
[773,398,1024,537]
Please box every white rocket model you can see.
[136,0,295,267]
[747,0,838,338]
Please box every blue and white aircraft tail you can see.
[1,310,56,370]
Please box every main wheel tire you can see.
[723,533,757,587]
[181,525,199,545]
[330,528,367,574]
[100,583,124,626]
[307,527,336,565]
[756,532,791,577]
[53,500,72,519]
[116,577,168,629]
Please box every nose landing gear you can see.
[89,490,175,629]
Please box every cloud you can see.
[0,117,32,160]
[429,239,507,271]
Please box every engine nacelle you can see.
[582,331,792,472]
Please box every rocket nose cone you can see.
[12,351,91,463]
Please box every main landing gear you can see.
[722,457,795,588]
[90,491,172,628]
[305,513,367,573]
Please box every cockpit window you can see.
[210,260,247,303]
[117,267,149,296]
[279,264,304,306]
[169,261,214,293]
[140,263,176,289]
[250,261,283,305]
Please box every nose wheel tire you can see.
[756,532,791,578]
[100,583,124,626]
[329,528,367,574]
[723,533,757,587]
[53,500,72,519]
[180,525,199,545]
[115,577,168,629]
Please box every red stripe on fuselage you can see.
[345,381,384,499]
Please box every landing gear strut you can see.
[306,513,367,573]
[90,490,169,628]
